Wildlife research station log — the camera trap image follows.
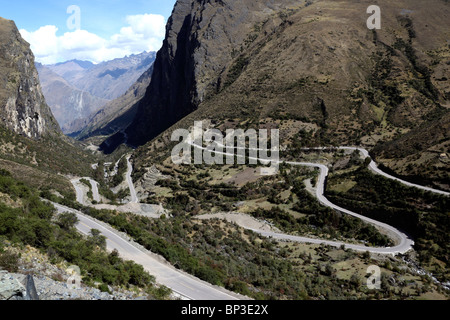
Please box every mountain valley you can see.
[37,52,156,135]
[0,0,449,302]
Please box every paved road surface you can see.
[306,147,450,196]
[71,179,85,204]
[126,155,139,203]
[188,140,415,255]
[51,202,243,300]
[88,178,101,202]
[70,178,101,205]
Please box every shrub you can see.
[0,250,20,272]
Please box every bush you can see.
[224,56,249,88]
[0,173,160,294]
[57,212,79,230]
[110,157,128,187]
[0,250,20,272]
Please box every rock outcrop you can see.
[123,0,299,148]
[24,274,39,300]
[115,0,449,188]
[0,245,152,301]
[0,17,61,139]
[0,270,148,300]
[0,271,25,300]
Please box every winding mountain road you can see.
[68,158,243,300]
[210,142,449,196]
[51,202,243,300]
[185,139,450,255]
[306,146,450,196]
[65,139,446,299]
[70,177,101,205]
[278,160,414,254]
[209,141,449,196]
[126,155,139,203]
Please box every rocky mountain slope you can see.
[114,0,449,189]
[39,52,156,135]
[0,17,61,139]
[123,0,300,147]
[74,65,154,140]
[0,16,99,194]
[36,63,109,134]
[46,52,156,101]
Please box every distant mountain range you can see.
[70,64,154,140]
[35,63,109,134]
[37,52,156,134]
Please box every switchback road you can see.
[126,155,139,203]
[51,202,244,300]
[188,139,416,255]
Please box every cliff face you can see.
[76,64,154,140]
[113,0,450,189]
[124,0,299,147]
[36,63,109,134]
[0,17,61,139]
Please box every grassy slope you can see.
[326,167,449,282]
[0,125,98,196]
[0,169,171,299]
[133,0,449,190]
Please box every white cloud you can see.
[20,25,59,59]
[19,14,166,64]
[126,14,166,39]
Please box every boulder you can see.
[0,275,25,300]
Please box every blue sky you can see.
[0,0,177,64]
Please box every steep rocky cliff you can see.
[125,0,449,145]
[0,17,61,139]
[119,0,449,187]
[123,0,300,147]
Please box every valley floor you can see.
[58,144,449,300]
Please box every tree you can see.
[362,251,371,260]
[57,212,79,230]
[108,249,121,265]
[322,263,335,277]
[88,229,107,250]
[350,273,361,289]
